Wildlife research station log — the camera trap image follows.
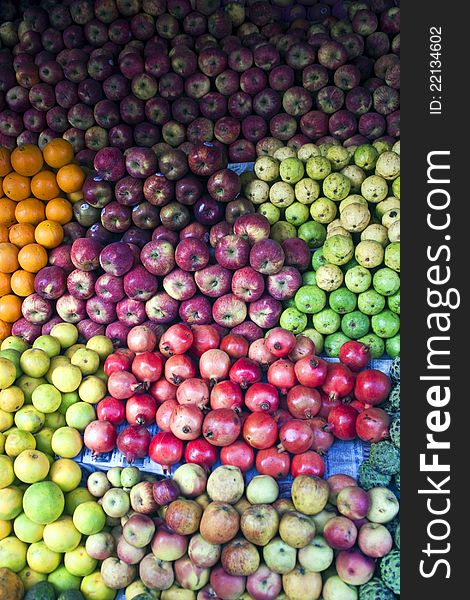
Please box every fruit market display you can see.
[0,0,399,163]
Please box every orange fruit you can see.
[0,225,8,243]
[0,198,16,227]
[43,138,74,169]
[10,270,35,297]
[10,144,44,176]
[31,170,60,201]
[18,243,48,273]
[0,294,22,323]
[9,223,36,248]
[0,148,12,177]
[56,164,85,194]
[0,320,12,342]
[0,243,19,273]
[0,273,11,296]
[15,198,45,226]
[34,220,64,249]
[45,198,73,225]
[2,172,31,201]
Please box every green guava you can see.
[358,290,386,315]
[294,285,327,314]
[329,287,358,314]
[301,328,324,354]
[310,197,338,224]
[358,333,385,358]
[344,265,372,293]
[306,156,332,180]
[279,157,305,184]
[341,311,371,339]
[386,335,400,358]
[340,203,371,232]
[298,221,327,248]
[385,242,400,272]
[312,309,341,335]
[354,144,379,170]
[371,310,400,338]
[323,235,354,266]
[311,247,327,271]
[324,332,352,357]
[302,271,317,286]
[326,145,350,170]
[388,291,400,314]
[375,151,400,180]
[373,268,400,296]
[355,240,384,269]
[361,175,389,203]
[315,264,344,292]
[341,165,366,193]
[279,308,308,334]
[322,173,351,201]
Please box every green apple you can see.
[358,333,385,358]
[344,265,372,293]
[86,335,114,360]
[78,375,107,404]
[257,202,280,225]
[312,309,341,335]
[50,323,78,349]
[269,181,295,208]
[294,285,326,314]
[279,308,308,334]
[101,488,130,518]
[341,311,370,339]
[32,335,61,358]
[324,332,352,357]
[297,143,321,162]
[341,165,366,193]
[70,348,100,375]
[322,173,351,201]
[65,545,98,577]
[51,365,82,393]
[294,178,320,205]
[323,235,354,266]
[121,466,141,488]
[386,335,400,358]
[385,242,400,272]
[65,402,96,431]
[329,287,358,314]
[354,144,379,170]
[106,467,123,488]
[43,516,81,553]
[270,221,297,243]
[355,240,384,269]
[254,156,280,182]
[298,221,327,248]
[31,384,62,414]
[310,197,338,224]
[306,156,331,180]
[245,179,270,205]
[371,310,400,339]
[326,145,350,170]
[315,264,344,292]
[361,175,389,203]
[73,501,106,536]
[285,202,309,226]
[358,290,386,316]
[20,349,50,378]
[279,157,304,184]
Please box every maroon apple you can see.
[188,143,225,177]
[179,295,212,325]
[67,269,97,300]
[101,202,132,233]
[94,147,126,181]
[228,47,253,72]
[71,238,103,272]
[249,295,282,329]
[95,273,125,303]
[86,297,118,325]
[198,47,228,77]
[125,147,159,178]
[269,114,297,141]
[286,41,316,70]
[56,294,87,323]
[231,267,265,303]
[160,202,191,231]
[175,238,210,272]
[250,240,285,275]
[140,240,176,276]
[194,264,232,298]
[162,269,196,301]
[145,291,180,324]
[228,91,253,120]
[116,298,146,326]
[228,140,256,163]
[212,293,247,328]
[240,67,267,96]
[215,235,250,271]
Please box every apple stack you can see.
[0,0,399,161]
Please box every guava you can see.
[376,197,400,219]
[31,384,62,414]
[326,226,351,239]
[280,157,305,184]
[302,271,317,286]
[354,144,379,170]
[270,221,297,243]
[14,406,45,434]
[355,240,384,269]
[386,335,400,358]
[319,143,335,156]
[294,285,327,314]
[341,311,371,339]
[51,427,83,459]
[298,221,327,248]
[4,429,35,458]
[49,459,82,493]
[329,287,358,314]
[301,329,324,354]
[0,486,23,520]
[341,165,366,193]
[360,223,389,247]
[280,308,308,334]
[32,335,61,359]
[388,291,400,314]
[73,501,106,536]
[361,175,389,203]
[326,145,350,170]
[373,268,400,296]
[385,242,400,272]
[371,310,400,338]
[387,220,400,243]
[343,257,359,271]
[47,565,81,594]
[322,173,351,201]
[312,309,341,335]
[323,235,354,266]
[392,176,400,198]
[258,202,280,225]
[324,333,352,358]
[23,481,64,525]
[269,181,295,208]
[297,143,321,161]
[43,516,82,554]
[20,349,50,379]
[375,151,400,180]
[66,402,96,431]
[358,290,386,316]
[0,357,16,389]
[285,202,310,226]
[295,178,320,204]
[306,155,332,180]
[374,139,393,154]
[382,208,400,229]
[340,203,371,232]
[13,512,45,544]
[14,449,50,484]
[310,197,338,224]
[315,264,344,292]
[339,194,368,213]
[358,334,385,359]
[255,156,280,182]
[27,540,61,574]
[0,536,27,572]
[311,248,327,271]
[34,428,53,455]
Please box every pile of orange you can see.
[0,140,85,341]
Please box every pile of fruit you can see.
[0,462,400,599]
[0,0,399,162]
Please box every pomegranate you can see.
[229,357,262,389]
[267,359,298,394]
[354,369,391,405]
[243,413,278,449]
[288,335,316,362]
[176,378,210,409]
[184,439,219,469]
[156,399,179,432]
[210,380,244,413]
[294,355,328,387]
[220,441,255,472]
[104,351,133,376]
[126,394,157,426]
[272,409,294,429]
[107,370,140,400]
[350,400,366,413]
[117,424,151,463]
[190,324,220,357]
[291,451,325,477]
[322,363,355,400]
[127,325,157,353]
[244,383,279,413]
[287,385,322,419]
[199,349,232,385]
[318,391,342,420]
[170,404,204,441]
[160,323,194,356]
[256,447,290,479]
[84,420,117,456]
[248,338,277,369]
[150,379,177,403]
[265,327,296,358]
[149,431,184,470]
[307,417,335,455]
[203,408,241,447]
[96,397,125,425]
[279,420,314,454]
[355,407,391,443]
[339,341,371,372]
[165,354,196,385]
[220,334,249,359]
[328,405,359,441]
[131,351,163,382]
